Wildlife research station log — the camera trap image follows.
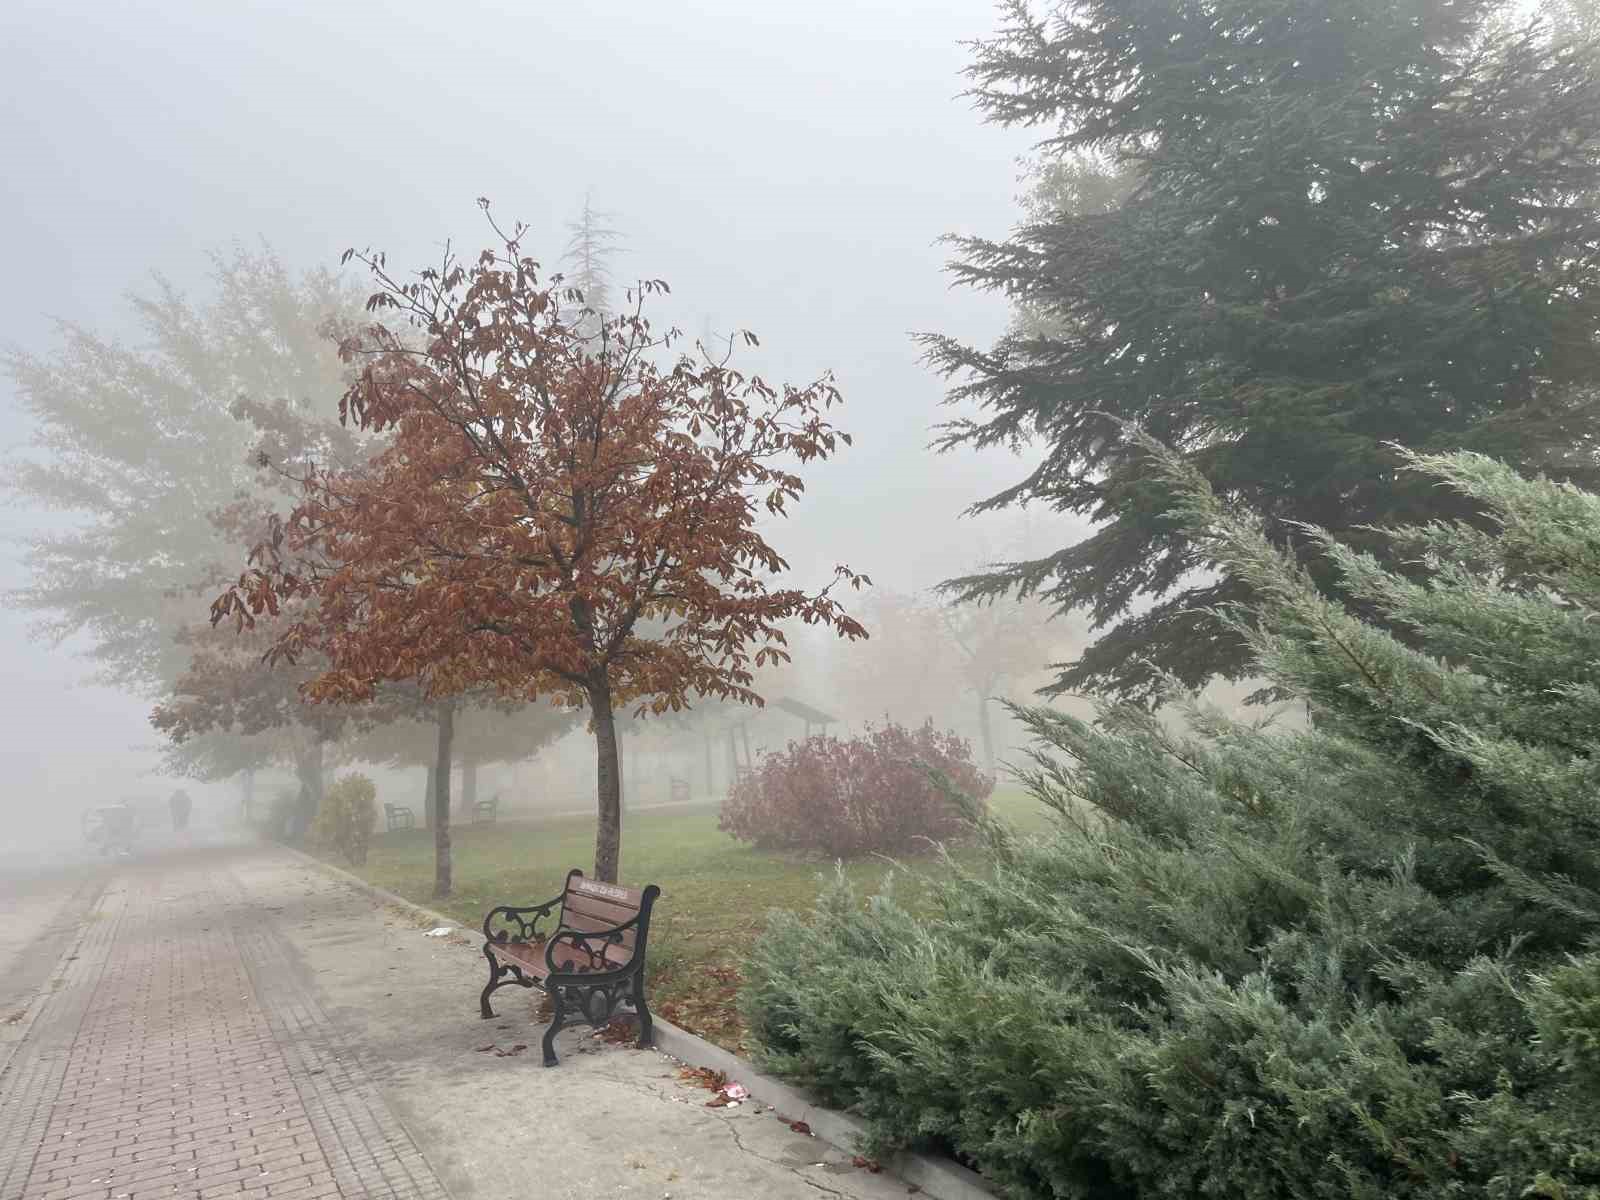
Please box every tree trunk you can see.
[461,759,477,818]
[433,704,454,899]
[589,676,623,883]
[293,739,325,843]
[617,729,627,815]
[423,765,436,829]
[977,693,997,776]
[704,732,713,798]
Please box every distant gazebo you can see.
[721,695,840,785]
[770,696,839,740]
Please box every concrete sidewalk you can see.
[0,844,922,1199]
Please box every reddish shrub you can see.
[718,721,992,857]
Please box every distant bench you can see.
[384,803,415,832]
[479,869,661,1066]
[473,795,499,824]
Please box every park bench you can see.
[384,803,415,832]
[473,795,499,824]
[669,776,689,803]
[479,868,661,1066]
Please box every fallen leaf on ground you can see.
[789,1120,811,1136]
[851,1156,882,1173]
[598,1018,637,1045]
[677,1066,728,1092]
[474,1044,496,1053]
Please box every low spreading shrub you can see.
[310,773,378,866]
[718,722,992,857]
[739,448,1600,1199]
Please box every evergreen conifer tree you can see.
[925,0,1600,701]
[561,191,624,336]
[742,440,1600,1198]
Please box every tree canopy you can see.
[214,205,868,880]
[926,0,1600,701]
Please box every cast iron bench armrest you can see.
[481,895,563,944]
[542,915,645,978]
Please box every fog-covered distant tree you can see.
[562,191,624,334]
[3,248,375,800]
[926,0,1600,702]
[825,581,1075,773]
[152,613,353,838]
[1006,151,1136,343]
[156,726,278,822]
[3,249,359,690]
[352,690,575,819]
[942,594,1071,773]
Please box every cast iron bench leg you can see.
[542,989,567,1067]
[633,973,654,1049]
[479,946,502,1019]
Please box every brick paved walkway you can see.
[0,852,450,1200]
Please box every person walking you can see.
[169,788,192,834]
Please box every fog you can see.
[0,0,1108,856]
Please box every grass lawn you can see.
[319,788,1053,1052]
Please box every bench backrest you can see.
[555,869,660,970]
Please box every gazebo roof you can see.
[770,696,839,726]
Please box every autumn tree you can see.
[927,0,1600,702]
[214,204,868,883]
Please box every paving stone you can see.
[0,852,449,1200]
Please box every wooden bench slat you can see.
[560,908,638,933]
[489,940,548,976]
[568,877,646,908]
[561,893,643,929]
[491,936,630,974]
